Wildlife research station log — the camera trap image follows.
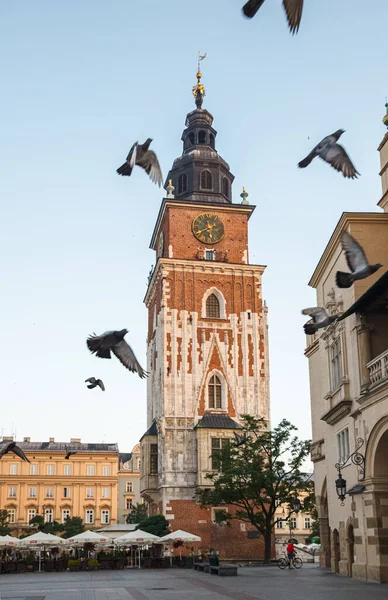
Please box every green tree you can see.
[62,516,85,539]
[0,509,11,536]
[136,515,170,537]
[196,417,311,564]
[29,515,64,534]
[302,479,320,539]
[126,503,148,524]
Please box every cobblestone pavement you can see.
[0,564,387,600]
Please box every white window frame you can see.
[101,487,110,499]
[62,509,71,523]
[336,427,350,464]
[8,509,16,523]
[207,370,225,410]
[8,487,17,498]
[44,508,53,523]
[63,487,71,498]
[201,288,226,320]
[30,464,38,475]
[304,517,311,529]
[86,487,94,498]
[28,487,37,498]
[101,509,110,525]
[87,465,95,476]
[47,464,55,476]
[126,498,133,510]
[28,509,36,522]
[9,464,17,475]
[45,487,54,499]
[204,249,215,261]
[289,517,297,529]
[126,481,133,493]
[64,464,71,476]
[102,465,110,476]
[85,509,94,524]
[330,336,343,391]
[276,520,283,529]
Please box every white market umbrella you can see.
[114,529,160,545]
[0,534,21,547]
[159,529,201,543]
[66,530,110,545]
[19,531,66,572]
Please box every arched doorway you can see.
[319,478,331,568]
[347,524,354,576]
[332,529,340,574]
[372,428,388,582]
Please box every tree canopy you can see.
[135,514,170,537]
[0,509,11,536]
[62,516,85,539]
[126,502,148,524]
[196,416,311,563]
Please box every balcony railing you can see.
[195,249,228,262]
[367,349,388,387]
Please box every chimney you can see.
[23,437,31,442]
[49,437,55,443]
[70,438,81,443]
[3,435,14,442]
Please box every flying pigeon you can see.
[242,0,304,34]
[117,138,163,187]
[298,129,359,179]
[301,307,338,335]
[64,445,77,460]
[85,377,105,391]
[234,432,248,447]
[336,232,383,288]
[86,329,148,379]
[0,441,30,463]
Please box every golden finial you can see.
[192,51,206,107]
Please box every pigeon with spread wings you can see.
[65,445,77,460]
[85,377,105,391]
[242,0,304,34]
[336,232,383,288]
[302,307,338,335]
[86,329,148,379]
[0,441,30,463]
[234,432,248,447]
[298,129,359,179]
[117,138,163,187]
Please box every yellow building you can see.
[117,444,142,524]
[0,436,119,529]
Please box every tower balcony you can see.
[195,249,228,262]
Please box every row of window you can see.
[276,517,311,529]
[6,508,110,525]
[8,464,112,476]
[177,172,230,197]
[186,130,215,147]
[7,486,111,499]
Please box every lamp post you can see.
[335,472,347,506]
[334,438,365,505]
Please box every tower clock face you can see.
[192,213,225,244]
[157,232,164,258]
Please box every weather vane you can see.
[192,51,206,108]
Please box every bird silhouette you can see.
[234,432,248,447]
[242,0,304,34]
[117,138,163,187]
[298,129,359,179]
[86,329,148,378]
[64,445,77,460]
[85,377,105,391]
[336,232,383,288]
[0,441,30,463]
[302,307,338,335]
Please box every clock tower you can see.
[140,67,270,559]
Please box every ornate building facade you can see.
[140,70,270,559]
[305,108,388,582]
[0,436,119,531]
[117,443,142,524]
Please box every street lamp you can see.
[335,473,347,505]
[334,438,365,505]
[291,498,301,513]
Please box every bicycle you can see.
[277,554,303,569]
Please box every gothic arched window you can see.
[222,177,229,198]
[208,374,222,409]
[201,170,212,190]
[198,130,206,144]
[178,173,187,194]
[206,294,220,319]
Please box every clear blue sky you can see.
[0,1,386,452]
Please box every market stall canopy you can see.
[0,534,21,547]
[20,531,66,546]
[114,529,160,545]
[66,530,110,544]
[159,529,201,543]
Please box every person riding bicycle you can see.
[286,541,296,569]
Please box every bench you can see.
[193,562,209,572]
[209,564,238,576]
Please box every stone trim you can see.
[321,400,353,425]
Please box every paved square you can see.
[0,565,386,600]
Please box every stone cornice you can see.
[308,213,388,288]
[321,400,353,425]
[149,198,256,250]
[304,337,319,358]
[377,131,388,152]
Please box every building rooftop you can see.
[0,437,118,453]
[195,414,241,429]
